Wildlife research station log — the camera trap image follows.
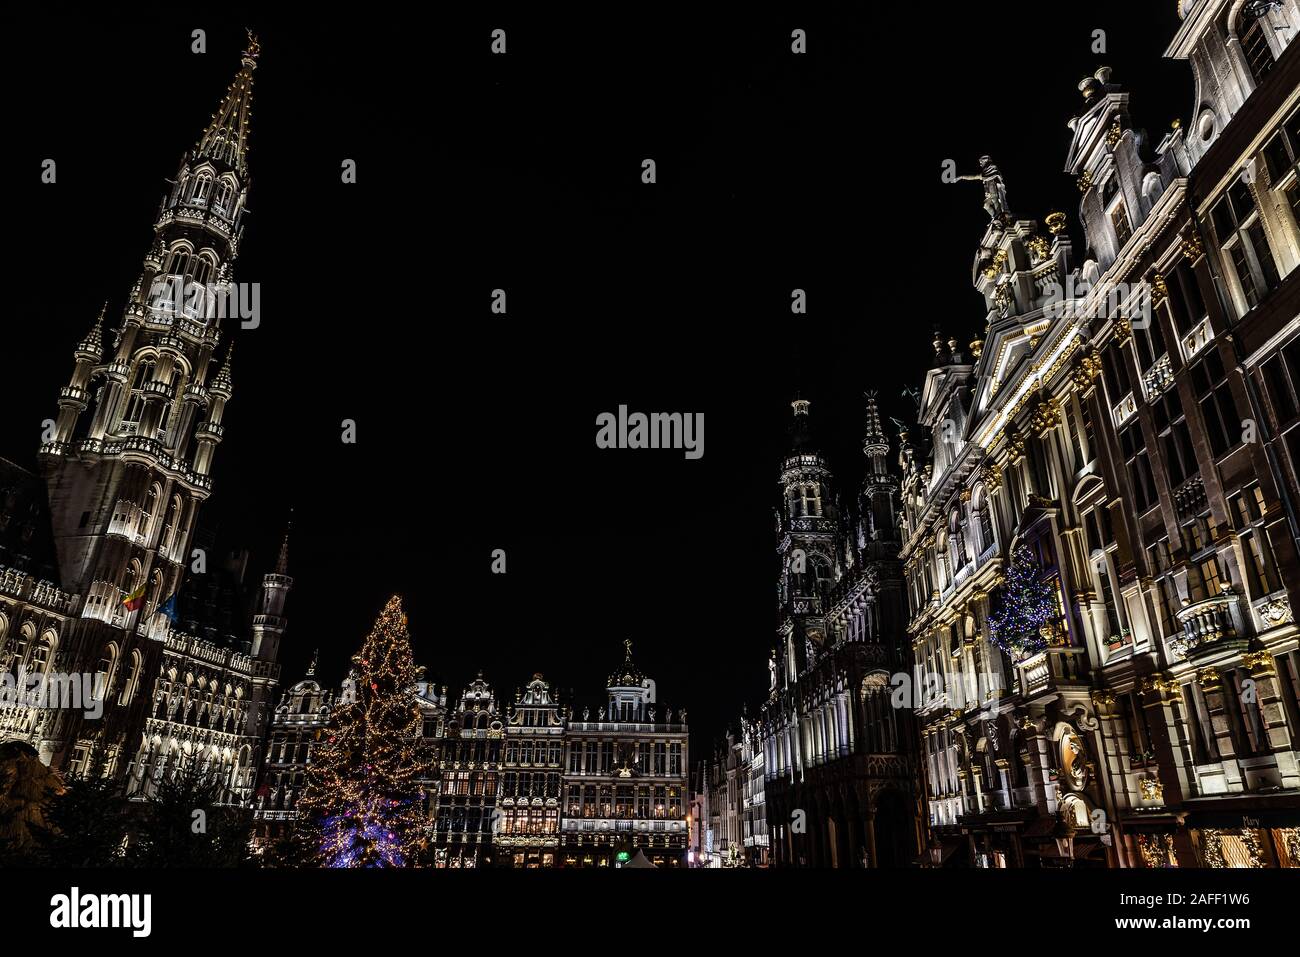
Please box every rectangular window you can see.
[1103,341,1136,404]
[1152,389,1197,488]
[1212,177,1279,312]
[1260,336,1300,428]
[1121,421,1158,512]
[1191,350,1240,458]
[1111,202,1133,247]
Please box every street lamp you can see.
[1053,821,1076,868]
[928,836,944,868]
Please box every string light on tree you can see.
[986,545,1057,660]
[296,595,432,867]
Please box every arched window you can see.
[146,569,165,620]
[191,173,212,204]
[123,359,155,425]
[138,483,159,539]
[163,494,183,557]
[8,622,34,668]
[29,630,57,676]
[214,180,235,216]
[166,247,193,278]
[973,487,996,554]
[935,530,950,591]
[97,643,119,699]
[118,650,142,706]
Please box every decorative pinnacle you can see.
[211,341,234,393]
[78,303,107,357]
[276,510,292,576]
[863,391,889,457]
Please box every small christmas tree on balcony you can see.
[296,595,431,867]
[986,545,1057,661]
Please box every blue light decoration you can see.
[986,544,1057,660]
[319,795,412,868]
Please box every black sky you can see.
[2,5,1189,755]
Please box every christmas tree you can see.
[986,545,1058,660]
[296,595,431,867]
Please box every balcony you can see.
[1018,646,1089,698]
[1142,354,1175,400]
[1176,588,1249,660]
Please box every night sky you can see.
[3,5,1188,755]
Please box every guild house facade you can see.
[903,0,1300,867]
[254,642,690,867]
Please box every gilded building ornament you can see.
[1069,349,1103,393]
[1256,596,1293,626]
[1181,227,1204,261]
[1030,397,1060,437]
[1196,668,1222,692]
[1150,272,1168,307]
[977,462,998,494]
[1105,117,1123,149]
[1077,169,1094,193]
[1045,211,1067,235]
[1139,776,1165,803]
[1005,427,1026,462]
[1113,317,1133,345]
[1026,234,1050,260]
[1243,650,1276,676]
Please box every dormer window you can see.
[1240,13,1277,87]
[1110,202,1133,247]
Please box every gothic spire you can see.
[196,30,259,176]
[211,341,234,395]
[275,511,292,576]
[76,303,106,359]
[862,391,889,458]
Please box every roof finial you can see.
[276,508,292,576]
[307,648,318,676]
[624,638,633,661]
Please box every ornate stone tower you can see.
[33,36,260,770]
[775,398,839,684]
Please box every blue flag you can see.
[159,592,178,623]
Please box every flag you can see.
[121,582,146,611]
[159,592,178,623]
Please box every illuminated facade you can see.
[434,675,503,867]
[559,643,690,867]
[498,674,564,867]
[905,0,1300,867]
[758,396,922,868]
[0,37,282,804]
